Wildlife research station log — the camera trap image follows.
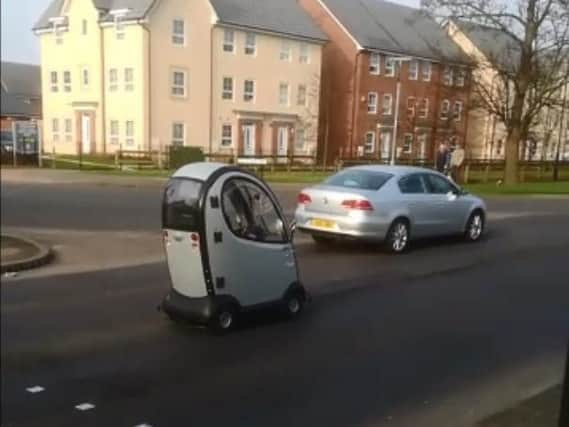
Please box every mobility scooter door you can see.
[205,172,298,307]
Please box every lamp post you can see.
[388,56,412,165]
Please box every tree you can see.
[422,0,569,184]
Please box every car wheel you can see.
[465,211,484,242]
[209,305,237,334]
[385,219,410,253]
[311,234,335,245]
[282,291,304,319]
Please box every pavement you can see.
[2,168,569,427]
[1,234,52,274]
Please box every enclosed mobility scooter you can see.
[161,162,307,332]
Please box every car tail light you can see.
[298,192,312,205]
[341,199,374,211]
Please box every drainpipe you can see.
[100,22,107,154]
[349,50,362,157]
[142,23,151,152]
[208,24,214,157]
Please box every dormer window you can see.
[110,9,129,40]
[49,16,65,45]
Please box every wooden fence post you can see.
[114,149,119,169]
[464,163,470,184]
[52,147,56,169]
[158,144,163,170]
[483,164,490,183]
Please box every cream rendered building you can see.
[34,0,326,157]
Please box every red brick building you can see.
[300,0,472,165]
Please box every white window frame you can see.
[171,69,188,98]
[299,43,310,64]
[364,131,376,154]
[417,133,428,159]
[367,92,378,114]
[369,52,381,75]
[172,18,186,46]
[456,68,466,87]
[124,67,134,92]
[280,41,291,62]
[295,128,306,152]
[419,98,429,118]
[403,133,413,154]
[422,61,432,82]
[245,32,256,55]
[223,29,235,53]
[440,99,450,120]
[64,118,72,142]
[443,66,454,86]
[81,67,89,89]
[114,13,126,40]
[63,71,71,92]
[52,118,59,142]
[453,101,463,121]
[109,68,118,92]
[382,93,393,116]
[297,84,307,106]
[222,76,234,100]
[385,57,395,77]
[279,82,290,106]
[50,71,58,92]
[125,120,135,146]
[172,122,186,146]
[409,60,419,80]
[407,97,416,117]
[55,26,64,45]
[221,124,232,147]
[244,79,255,102]
[109,120,119,145]
[82,19,88,35]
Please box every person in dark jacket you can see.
[435,142,450,173]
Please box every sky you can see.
[1,0,420,65]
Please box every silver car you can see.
[295,165,486,253]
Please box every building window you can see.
[244,80,255,102]
[82,19,88,35]
[109,120,119,145]
[419,98,429,118]
[369,52,380,75]
[223,29,234,53]
[280,41,291,61]
[422,61,432,81]
[50,71,58,92]
[367,92,378,114]
[295,128,305,152]
[385,57,395,77]
[109,68,118,92]
[403,134,413,154]
[64,118,72,142]
[221,124,232,147]
[171,70,187,97]
[222,77,233,100]
[364,132,375,154]
[52,118,59,141]
[409,60,419,80]
[440,99,450,120]
[172,122,185,146]
[172,19,185,46]
[55,27,64,45]
[63,71,71,92]
[124,68,134,91]
[125,121,134,146]
[453,101,463,121]
[245,32,256,55]
[115,17,125,40]
[82,67,89,88]
[417,133,428,159]
[382,93,393,115]
[299,43,310,64]
[297,84,307,106]
[456,68,466,87]
[279,82,289,106]
[407,97,416,117]
[443,66,453,86]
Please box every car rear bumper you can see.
[295,208,390,240]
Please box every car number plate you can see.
[310,218,336,229]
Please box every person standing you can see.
[436,142,449,173]
[450,144,465,182]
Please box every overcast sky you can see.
[1,0,420,65]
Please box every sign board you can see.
[237,157,268,166]
[12,121,39,154]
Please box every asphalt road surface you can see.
[2,176,569,427]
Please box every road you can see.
[2,172,569,426]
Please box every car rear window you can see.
[324,170,393,190]
[162,178,202,231]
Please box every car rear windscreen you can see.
[162,178,202,231]
[324,170,393,190]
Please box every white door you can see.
[243,124,256,156]
[418,134,427,160]
[81,113,91,154]
[277,127,289,156]
[380,131,391,161]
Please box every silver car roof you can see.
[345,164,440,178]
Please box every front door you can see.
[205,172,297,307]
[423,173,470,234]
[81,113,91,154]
[277,127,289,156]
[242,124,256,156]
[380,131,391,161]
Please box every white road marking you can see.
[134,424,153,427]
[26,386,45,393]
[75,403,96,411]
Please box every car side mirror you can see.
[446,191,458,201]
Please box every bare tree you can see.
[422,0,569,184]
